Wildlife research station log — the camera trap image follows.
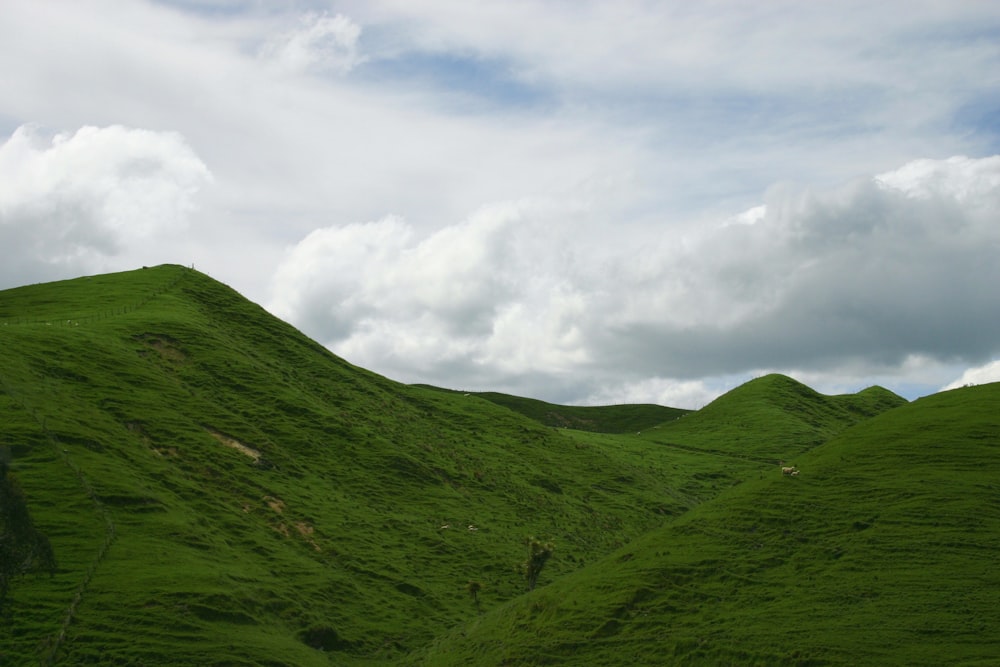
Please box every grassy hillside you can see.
[0,265,954,666]
[415,386,690,433]
[412,382,1000,666]
[640,374,908,462]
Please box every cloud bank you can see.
[270,155,1000,406]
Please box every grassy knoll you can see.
[640,374,908,462]
[0,264,967,666]
[411,382,1000,666]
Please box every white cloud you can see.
[942,360,1000,391]
[0,124,211,284]
[876,155,1000,204]
[271,154,1000,404]
[268,200,595,386]
[259,12,365,75]
[268,214,414,341]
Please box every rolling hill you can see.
[413,386,691,434]
[411,382,1000,666]
[639,373,908,462]
[1,265,993,666]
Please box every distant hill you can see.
[2,265,985,666]
[640,373,908,462]
[415,386,691,433]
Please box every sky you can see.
[2,0,999,408]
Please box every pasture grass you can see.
[2,265,992,665]
[411,382,1000,666]
[416,386,691,433]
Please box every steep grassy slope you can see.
[413,382,1000,666]
[0,265,916,665]
[0,267,726,665]
[415,386,690,433]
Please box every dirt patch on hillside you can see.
[295,521,321,552]
[263,495,285,514]
[261,496,320,551]
[134,333,188,364]
[206,428,261,462]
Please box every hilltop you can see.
[641,373,908,461]
[2,265,991,666]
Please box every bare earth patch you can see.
[135,333,188,364]
[261,497,321,551]
[295,521,322,552]
[263,495,285,514]
[206,428,261,462]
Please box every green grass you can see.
[0,266,730,665]
[411,383,1000,666]
[1,265,993,666]
[415,386,690,433]
[639,374,908,462]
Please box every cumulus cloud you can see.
[259,12,365,75]
[875,155,1000,203]
[0,124,211,285]
[268,200,598,387]
[270,154,1000,405]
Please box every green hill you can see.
[412,382,1000,666]
[0,265,729,665]
[415,386,691,433]
[639,373,908,462]
[2,265,987,666]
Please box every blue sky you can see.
[2,0,1000,407]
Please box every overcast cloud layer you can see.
[2,1,999,407]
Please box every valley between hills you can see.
[2,265,998,665]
